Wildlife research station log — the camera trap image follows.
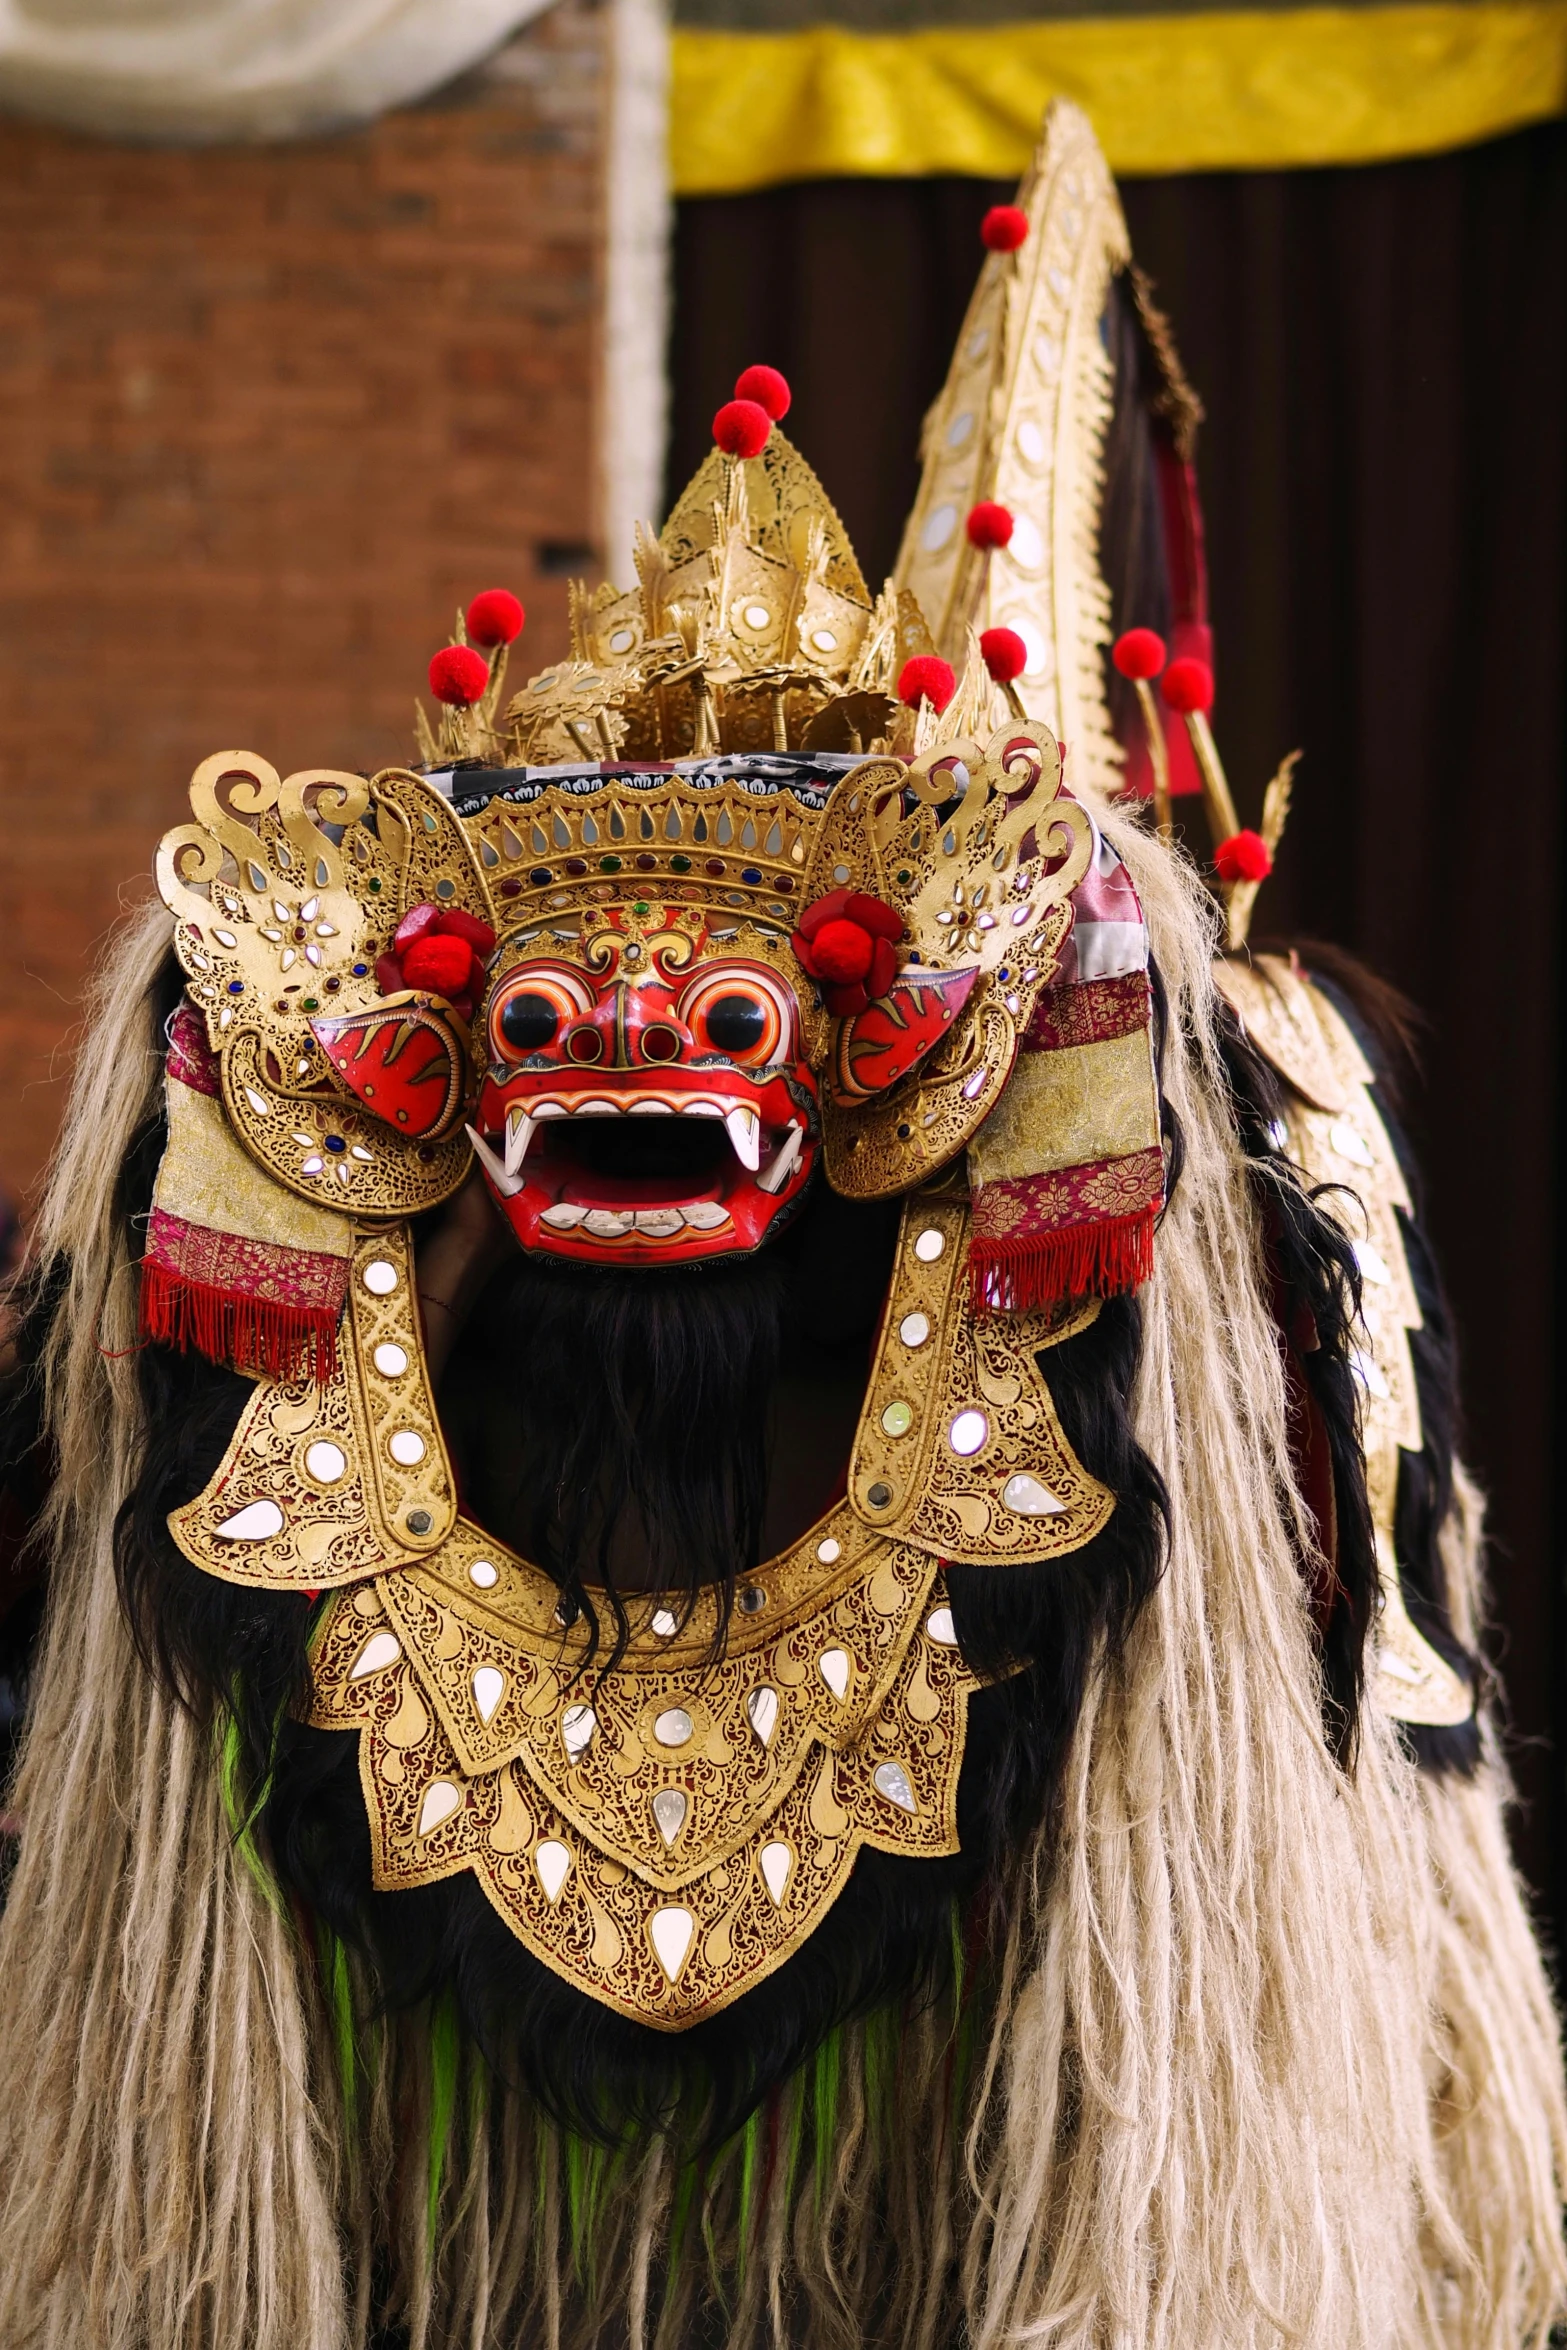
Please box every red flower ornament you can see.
[377,902,498,1020]
[792,887,904,1018]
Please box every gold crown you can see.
[450,755,841,939]
[418,433,949,772]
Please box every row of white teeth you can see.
[465,1101,805,1199]
[538,1201,733,1239]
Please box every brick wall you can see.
[0,1,606,1206]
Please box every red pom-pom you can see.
[981,205,1030,254]
[713,398,772,459]
[428,644,490,706]
[1161,656,1214,715]
[432,906,497,956]
[734,364,791,421]
[897,654,956,713]
[980,626,1028,684]
[465,589,524,649]
[792,887,905,1012]
[1213,829,1272,884]
[966,501,1014,551]
[1112,627,1167,681]
[402,935,474,998]
[809,918,874,984]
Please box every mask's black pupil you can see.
[499,992,560,1053]
[705,993,767,1053]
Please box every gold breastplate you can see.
[169,1190,1109,2025]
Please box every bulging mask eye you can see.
[499,993,561,1052]
[489,964,592,1064]
[678,962,795,1066]
[703,993,768,1054]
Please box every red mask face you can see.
[471,910,820,1265]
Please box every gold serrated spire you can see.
[892,99,1131,800]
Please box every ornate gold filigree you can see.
[460,766,827,947]
[170,1226,458,1582]
[157,754,494,1219]
[804,723,1094,1199]
[845,1193,1112,1558]
[471,437,894,769]
[309,1521,981,2028]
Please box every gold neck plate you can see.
[167,1189,1112,2025]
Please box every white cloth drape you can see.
[602,0,671,583]
[0,0,555,143]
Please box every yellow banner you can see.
[671,2,1567,190]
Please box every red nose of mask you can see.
[557,984,694,1072]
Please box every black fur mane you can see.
[7,931,1473,2148]
[76,947,1172,2142]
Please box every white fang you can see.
[466,1124,525,1198]
[724,1105,761,1171]
[504,1107,535,1176]
[757,1122,804,1194]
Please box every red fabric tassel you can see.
[139,1260,339,1385]
[969,1208,1156,1316]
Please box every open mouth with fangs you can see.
[467,1073,818,1264]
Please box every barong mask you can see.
[139,105,1190,2045]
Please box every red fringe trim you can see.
[969,1208,1157,1316]
[139,1261,339,1385]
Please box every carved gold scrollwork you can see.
[156,754,494,1220]
[807,724,1091,1199]
[276,768,371,891]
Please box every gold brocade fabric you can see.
[157,1076,353,1258]
[967,1028,1162,1185]
[169,1194,1113,2026]
[1215,956,1473,1729]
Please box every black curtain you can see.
[671,124,1567,1933]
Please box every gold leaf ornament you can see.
[156,754,496,1218]
[801,722,1093,1199]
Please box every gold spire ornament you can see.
[894,102,1130,800]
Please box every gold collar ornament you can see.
[171,1194,1109,2025]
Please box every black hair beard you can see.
[436,1248,792,1673]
